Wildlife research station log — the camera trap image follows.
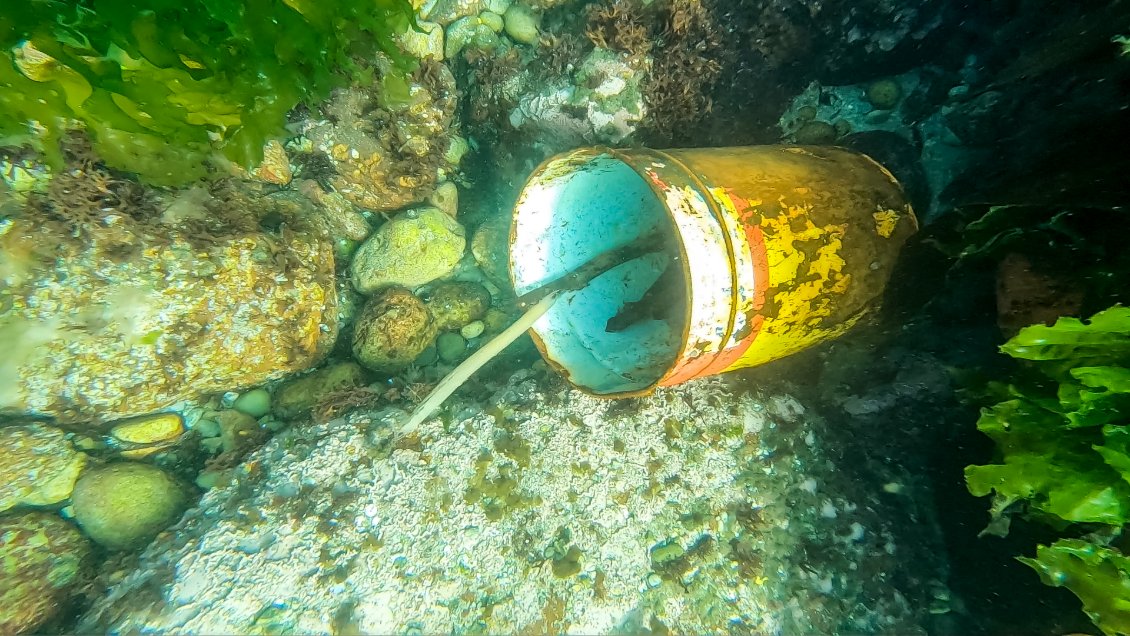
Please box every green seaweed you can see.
[0,0,416,185]
[1020,539,1130,635]
[966,305,1130,634]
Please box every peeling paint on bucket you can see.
[510,145,917,397]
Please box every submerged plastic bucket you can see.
[509,145,917,397]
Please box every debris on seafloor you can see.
[403,226,675,430]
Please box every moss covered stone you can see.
[427,280,492,330]
[71,462,188,551]
[273,362,367,419]
[0,512,93,634]
[351,207,466,293]
[352,287,438,372]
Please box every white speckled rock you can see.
[78,374,945,635]
[444,14,503,59]
[420,0,486,25]
[350,207,466,293]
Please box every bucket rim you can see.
[509,145,701,399]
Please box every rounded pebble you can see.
[429,181,460,218]
[71,462,188,551]
[437,332,468,363]
[426,280,492,330]
[503,4,539,44]
[0,512,93,634]
[352,287,438,372]
[110,412,185,445]
[460,320,486,339]
[232,388,271,418]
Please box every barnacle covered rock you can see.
[0,424,87,512]
[0,512,93,634]
[351,207,466,293]
[301,56,459,212]
[352,286,438,371]
[0,178,338,425]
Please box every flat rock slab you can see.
[80,373,942,634]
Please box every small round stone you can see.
[503,4,539,45]
[866,78,902,110]
[352,287,438,372]
[437,332,468,363]
[793,120,837,145]
[460,320,485,339]
[0,512,93,634]
[232,388,271,418]
[71,462,188,551]
[429,181,459,218]
[426,280,492,330]
[110,413,185,445]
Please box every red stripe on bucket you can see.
[687,190,771,377]
[660,190,772,385]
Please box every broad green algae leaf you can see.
[0,0,416,185]
[966,305,1130,633]
[1020,539,1130,636]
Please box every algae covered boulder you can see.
[71,462,189,551]
[351,207,466,293]
[426,280,492,330]
[0,181,339,425]
[0,512,93,634]
[0,424,87,512]
[352,287,438,371]
[273,361,368,420]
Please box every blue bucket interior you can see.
[511,152,684,394]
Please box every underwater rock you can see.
[470,213,512,288]
[428,180,460,218]
[272,361,368,420]
[867,78,903,110]
[445,14,504,59]
[421,0,487,25]
[507,47,646,151]
[398,19,445,61]
[250,140,293,185]
[436,331,468,362]
[460,319,486,339]
[425,280,492,330]
[301,56,459,212]
[352,287,438,372]
[503,4,539,44]
[71,462,189,551]
[0,190,338,424]
[351,207,466,293]
[108,412,186,459]
[0,424,87,512]
[78,375,945,634]
[297,181,373,243]
[232,388,272,419]
[0,512,93,634]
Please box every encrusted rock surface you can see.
[351,207,466,293]
[0,424,87,512]
[0,512,94,634]
[78,373,945,635]
[0,186,339,425]
[300,58,459,213]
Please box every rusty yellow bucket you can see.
[509,145,917,397]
